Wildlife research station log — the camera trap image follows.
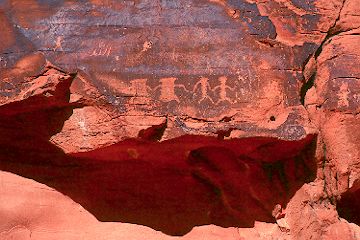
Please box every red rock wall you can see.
[0,0,359,239]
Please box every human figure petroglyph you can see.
[193,77,214,103]
[113,75,252,105]
[235,75,246,100]
[213,76,236,104]
[235,73,254,101]
[337,82,350,108]
[90,42,112,57]
[157,78,178,102]
[153,77,189,103]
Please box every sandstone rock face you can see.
[0,0,359,239]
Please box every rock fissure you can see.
[300,0,347,106]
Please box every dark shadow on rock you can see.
[0,97,318,236]
[337,185,360,225]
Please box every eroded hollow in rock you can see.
[337,187,360,225]
[0,91,318,236]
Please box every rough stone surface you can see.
[0,0,359,239]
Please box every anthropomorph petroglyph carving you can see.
[154,78,188,103]
[213,76,236,104]
[235,73,253,101]
[105,75,253,106]
[193,77,214,103]
[130,79,151,97]
[90,42,112,57]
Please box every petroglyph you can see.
[155,78,188,103]
[141,41,153,53]
[338,82,350,108]
[193,77,215,104]
[99,74,254,106]
[213,76,236,104]
[235,71,256,101]
[90,42,112,57]
[126,78,152,106]
[130,79,151,97]
[53,36,63,51]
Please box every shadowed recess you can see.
[337,186,360,226]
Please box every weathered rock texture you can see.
[0,0,359,239]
